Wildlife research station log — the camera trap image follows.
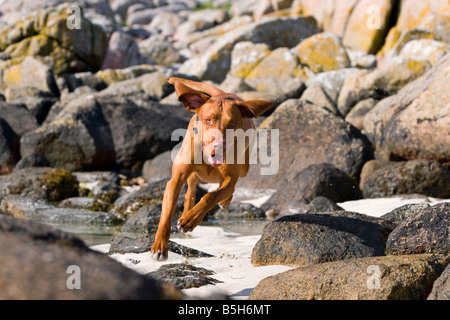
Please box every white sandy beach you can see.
[91,195,449,299]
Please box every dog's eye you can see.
[204,118,212,124]
[228,121,236,128]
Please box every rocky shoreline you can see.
[0,0,449,300]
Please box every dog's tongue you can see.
[208,154,223,166]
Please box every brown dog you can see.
[150,77,273,260]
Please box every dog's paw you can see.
[177,217,197,233]
[150,241,168,261]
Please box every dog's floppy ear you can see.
[172,81,210,112]
[236,100,273,118]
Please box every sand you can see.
[91,195,449,299]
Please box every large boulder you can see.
[237,100,373,194]
[293,32,350,73]
[0,56,59,96]
[0,214,181,299]
[244,47,304,98]
[101,31,147,70]
[293,0,395,54]
[0,3,108,74]
[20,92,189,171]
[249,254,449,300]
[261,163,362,216]
[178,16,320,82]
[364,53,450,166]
[362,160,450,199]
[0,118,20,173]
[0,167,79,201]
[342,0,394,53]
[0,195,116,225]
[337,57,431,116]
[386,202,450,255]
[428,263,450,300]
[251,211,394,267]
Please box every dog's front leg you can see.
[151,168,190,260]
[178,176,238,232]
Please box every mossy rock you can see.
[245,47,300,92]
[0,3,107,74]
[42,168,80,202]
[294,32,350,73]
[230,41,271,78]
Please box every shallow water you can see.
[46,217,270,247]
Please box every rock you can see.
[428,263,450,300]
[249,254,449,300]
[305,68,360,105]
[244,47,304,98]
[229,41,271,79]
[305,196,344,213]
[359,159,392,190]
[0,102,39,137]
[101,31,146,70]
[364,54,450,166]
[20,112,116,172]
[8,96,57,125]
[0,118,20,173]
[261,163,362,216]
[251,211,395,267]
[253,0,295,21]
[0,195,116,225]
[380,202,431,225]
[21,92,188,171]
[108,234,213,258]
[293,32,350,73]
[346,49,377,69]
[59,197,109,212]
[362,160,450,199]
[178,16,320,82]
[342,0,394,53]
[121,204,165,234]
[0,4,108,74]
[73,171,122,204]
[174,9,230,41]
[397,39,450,66]
[0,195,53,218]
[138,35,182,66]
[338,57,431,116]
[0,168,79,202]
[177,15,253,52]
[238,100,373,193]
[126,4,190,25]
[394,0,450,33]
[93,65,156,87]
[110,0,150,20]
[344,98,378,130]
[0,214,181,299]
[148,11,184,37]
[147,263,222,289]
[0,57,59,96]
[386,202,450,255]
[230,0,260,17]
[379,28,439,62]
[142,151,173,184]
[213,203,266,219]
[299,84,338,115]
[109,178,206,219]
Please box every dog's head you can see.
[169,77,273,167]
